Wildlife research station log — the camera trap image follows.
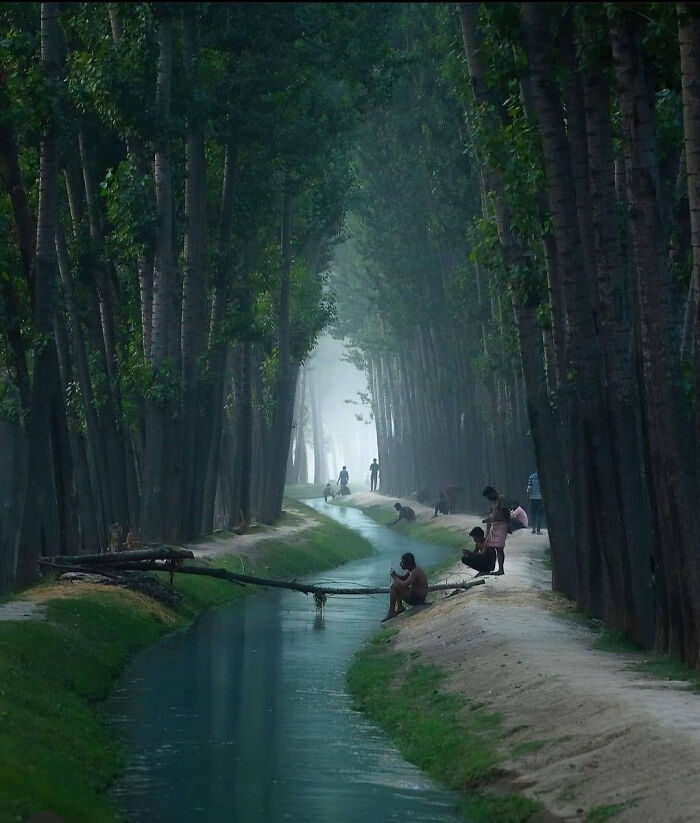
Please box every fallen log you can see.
[40,557,485,596]
[44,547,194,565]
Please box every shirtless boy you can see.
[382,552,428,622]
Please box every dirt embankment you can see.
[337,491,700,823]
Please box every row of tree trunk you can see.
[456,2,700,665]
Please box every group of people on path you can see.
[382,472,545,620]
[322,458,381,503]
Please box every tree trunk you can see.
[16,2,62,586]
[180,13,208,538]
[141,10,177,542]
[612,12,699,664]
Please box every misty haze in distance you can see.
[299,335,378,490]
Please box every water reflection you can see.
[108,501,462,822]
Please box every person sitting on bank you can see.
[461,526,496,576]
[382,551,429,622]
[432,491,450,518]
[482,485,510,576]
[509,501,528,532]
[323,482,335,503]
[389,501,416,525]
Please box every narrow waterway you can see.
[108,501,464,822]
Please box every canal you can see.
[109,501,463,821]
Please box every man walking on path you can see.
[369,458,380,491]
[526,471,544,534]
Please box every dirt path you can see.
[337,492,700,823]
[0,505,319,621]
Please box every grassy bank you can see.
[347,631,542,823]
[0,500,373,823]
[283,482,327,501]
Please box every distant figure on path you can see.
[526,471,543,534]
[482,485,510,575]
[432,491,450,518]
[509,501,528,532]
[337,465,350,495]
[369,458,380,491]
[461,526,496,576]
[382,552,428,622]
[389,502,416,525]
[323,482,335,503]
[443,485,464,514]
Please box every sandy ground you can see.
[3,493,698,821]
[337,491,700,823]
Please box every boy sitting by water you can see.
[461,526,496,576]
[381,552,428,622]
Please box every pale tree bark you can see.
[179,13,208,538]
[141,10,177,542]
[259,188,297,522]
[199,143,237,534]
[55,224,109,541]
[17,2,62,585]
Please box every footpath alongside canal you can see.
[335,492,700,823]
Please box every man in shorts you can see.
[461,526,496,575]
[382,552,428,622]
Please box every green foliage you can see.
[586,803,628,822]
[348,641,541,822]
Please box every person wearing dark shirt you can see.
[432,491,450,518]
[389,502,416,525]
[369,458,380,491]
[337,466,350,495]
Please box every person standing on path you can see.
[369,458,380,491]
[337,465,350,495]
[482,485,509,575]
[526,471,543,534]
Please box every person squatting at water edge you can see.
[389,502,416,525]
[461,526,497,576]
[382,552,429,622]
[482,485,509,576]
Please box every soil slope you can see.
[338,491,700,823]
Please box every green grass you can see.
[510,739,546,758]
[283,482,327,500]
[554,607,700,693]
[0,502,375,822]
[347,640,542,822]
[586,802,628,822]
[592,629,643,654]
[0,590,174,823]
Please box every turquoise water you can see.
[108,501,464,822]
